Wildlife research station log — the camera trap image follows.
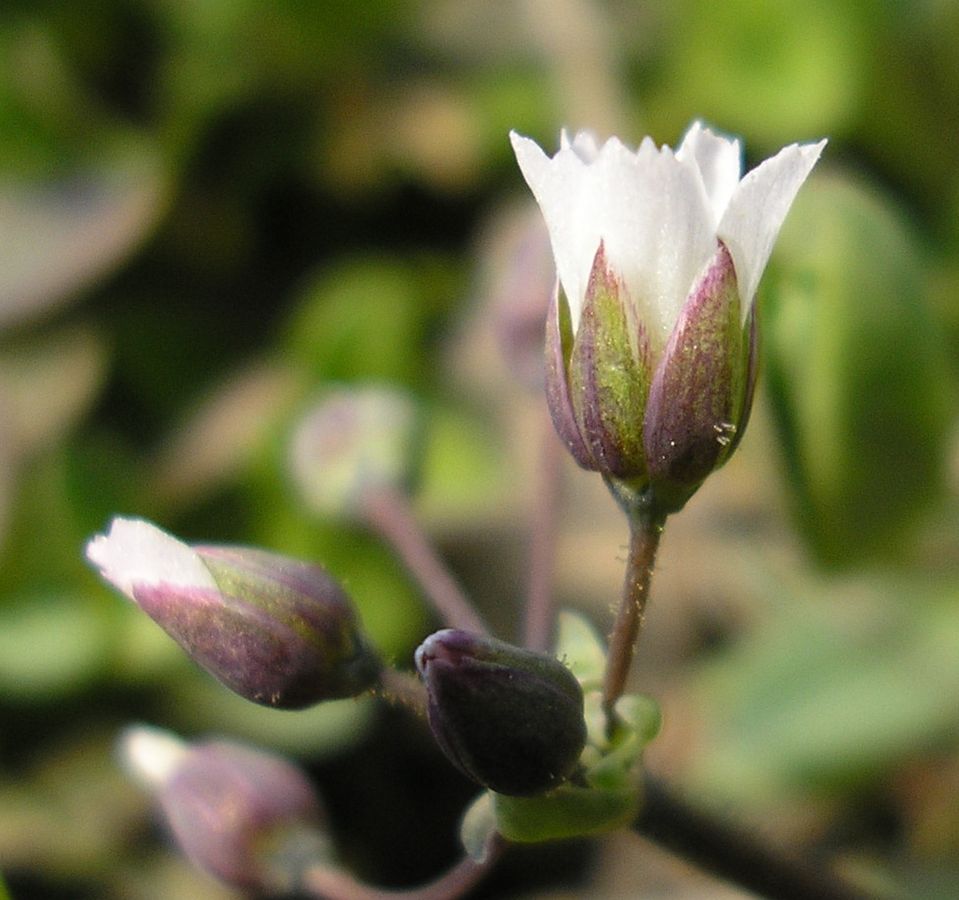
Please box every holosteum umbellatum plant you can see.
[84,123,864,900]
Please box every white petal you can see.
[86,516,217,598]
[563,129,600,162]
[676,121,742,227]
[118,724,189,791]
[719,139,827,317]
[511,131,717,343]
[511,131,598,330]
[594,139,717,347]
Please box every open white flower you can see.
[511,122,824,345]
[511,123,825,513]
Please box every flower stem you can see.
[299,835,505,900]
[602,510,664,716]
[361,485,489,635]
[523,412,564,652]
[633,774,876,900]
[376,666,428,718]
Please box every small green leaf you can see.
[555,610,607,691]
[492,780,640,843]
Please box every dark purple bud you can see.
[415,629,586,797]
[87,518,381,708]
[120,726,328,892]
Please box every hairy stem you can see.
[634,775,876,900]
[602,511,664,715]
[362,486,488,635]
[376,666,428,718]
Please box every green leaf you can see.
[492,781,640,843]
[555,610,607,691]
[762,172,953,567]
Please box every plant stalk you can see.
[362,486,488,635]
[602,510,664,716]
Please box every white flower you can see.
[511,122,825,513]
[510,122,826,351]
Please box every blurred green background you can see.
[1,1,957,897]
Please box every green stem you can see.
[602,510,664,716]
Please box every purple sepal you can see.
[134,546,380,709]
[544,281,595,469]
[643,242,747,504]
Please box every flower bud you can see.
[289,386,421,521]
[86,517,380,708]
[415,629,586,797]
[119,725,329,892]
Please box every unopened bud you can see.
[415,629,586,797]
[289,386,421,520]
[87,517,380,708]
[119,725,328,892]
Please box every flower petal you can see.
[86,516,217,597]
[511,131,718,347]
[676,121,742,227]
[595,138,717,350]
[718,139,827,316]
[511,131,597,331]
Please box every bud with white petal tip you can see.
[119,725,330,892]
[87,517,381,708]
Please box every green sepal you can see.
[487,689,660,843]
[569,244,650,479]
[491,777,641,843]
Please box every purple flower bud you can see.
[120,726,328,892]
[415,629,586,797]
[87,517,380,708]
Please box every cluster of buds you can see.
[512,123,824,514]
[87,120,826,892]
